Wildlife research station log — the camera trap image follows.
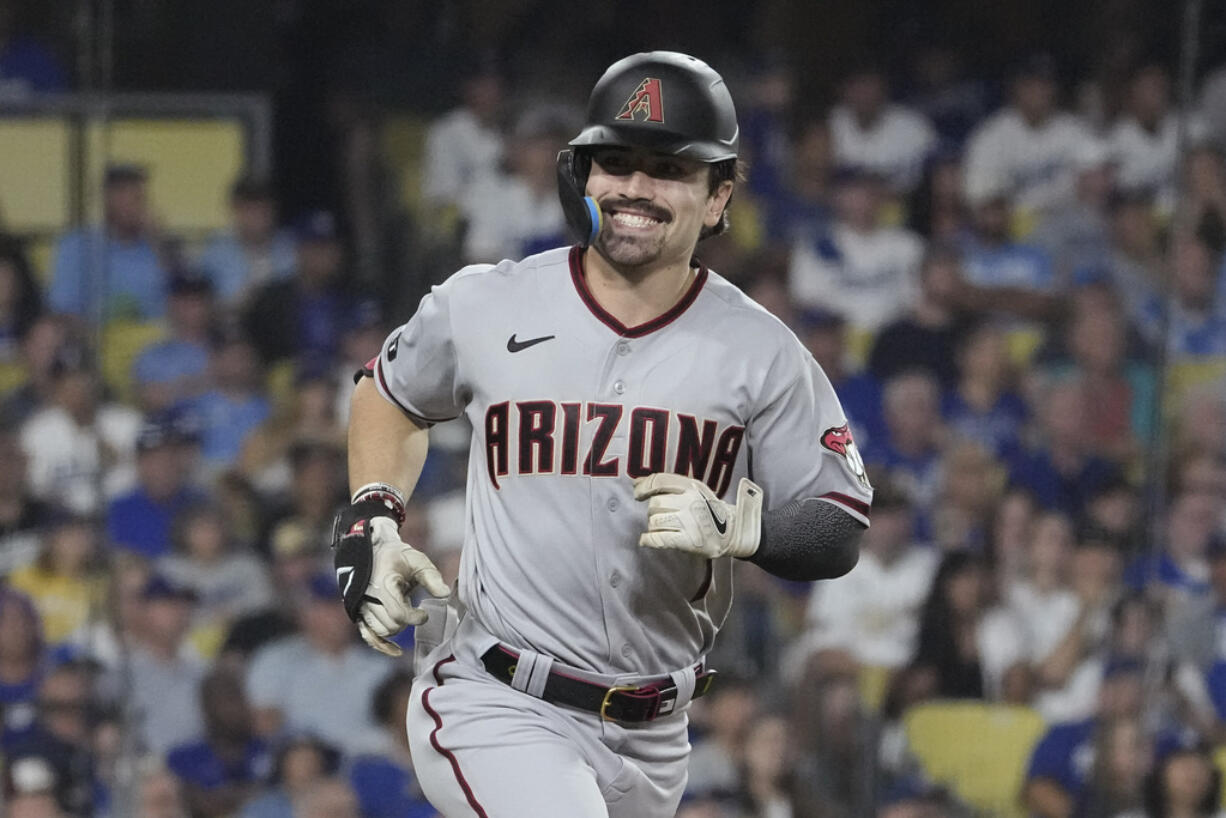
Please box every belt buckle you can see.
[599,685,638,722]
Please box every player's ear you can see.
[703,179,734,229]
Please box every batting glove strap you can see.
[333,519,377,623]
[331,497,400,622]
[634,474,764,559]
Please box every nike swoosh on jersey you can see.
[703,497,728,535]
[507,333,556,353]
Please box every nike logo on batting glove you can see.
[633,473,762,559]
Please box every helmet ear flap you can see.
[556,149,602,247]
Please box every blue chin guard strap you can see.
[556,149,602,247]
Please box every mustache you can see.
[600,199,671,223]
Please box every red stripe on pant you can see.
[422,655,490,818]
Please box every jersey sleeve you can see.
[371,278,466,426]
[746,342,874,525]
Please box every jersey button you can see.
[609,571,621,587]
[616,341,630,356]
[607,497,619,512]
[613,380,626,395]
[621,643,633,658]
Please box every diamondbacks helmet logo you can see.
[616,78,664,123]
[821,423,871,490]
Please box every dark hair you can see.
[269,736,340,784]
[170,502,227,556]
[0,236,45,339]
[230,175,275,203]
[699,157,745,240]
[914,552,989,698]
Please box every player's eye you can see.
[649,161,689,180]
[594,152,632,174]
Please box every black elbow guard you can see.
[749,498,864,581]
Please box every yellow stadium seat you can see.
[83,118,245,235]
[857,664,893,714]
[0,118,72,233]
[1168,358,1226,410]
[26,236,57,287]
[846,326,876,371]
[1213,746,1226,808]
[381,114,431,215]
[903,701,1046,818]
[101,319,167,403]
[1005,328,1044,368]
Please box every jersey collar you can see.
[568,246,708,338]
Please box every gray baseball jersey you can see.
[374,245,872,676]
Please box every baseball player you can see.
[332,51,873,817]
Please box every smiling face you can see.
[585,146,732,273]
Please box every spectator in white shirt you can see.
[794,478,939,683]
[421,63,505,211]
[963,54,1094,215]
[788,168,924,334]
[829,64,937,194]
[1031,138,1118,284]
[459,105,574,263]
[19,344,140,514]
[1108,61,1206,213]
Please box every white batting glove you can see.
[356,517,451,657]
[633,474,764,559]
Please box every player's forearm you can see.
[747,499,863,581]
[347,376,429,499]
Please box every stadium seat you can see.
[380,114,431,215]
[84,118,245,235]
[0,118,73,233]
[102,319,167,402]
[903,701,1046,818]
[1213,746,1226,809]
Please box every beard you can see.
[592,222,668,269]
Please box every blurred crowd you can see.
[4,5,1226,817]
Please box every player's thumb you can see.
[414,564,451,599]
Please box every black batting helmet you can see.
[557,51,740,245]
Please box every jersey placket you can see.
[593,334,637,666]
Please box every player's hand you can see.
[333,503,450,657]
[633,473,763,559]
[356,517,450,656]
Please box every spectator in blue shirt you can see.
[191,329,271,471]
[1007,378,1121,520]
[197,176,297,310]
[348,670,435,818]
[131,268,214,414]
[1124,490,1221,609]
[1024,658,1151,818]
[49,164,169,322]
[167,668,271,818]
[796,306,884,451]
[0,587,44,723]
[1138,230,1226,358]
[960,190,1057,294]
[106,415,208,560]
[863,370,947,542]
[2,661,102,817]
[943,322,1028,457]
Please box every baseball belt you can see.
[479,645,717,724]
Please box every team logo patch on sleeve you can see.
[616,78,664,123]
[821,423,872,491]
